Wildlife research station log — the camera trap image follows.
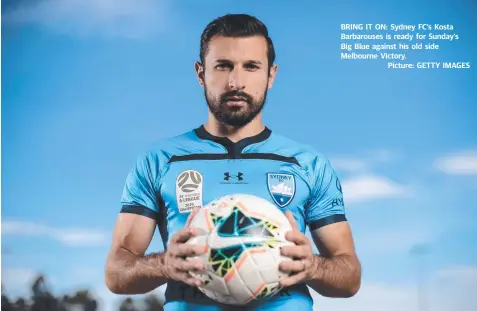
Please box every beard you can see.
[204,86,268,127]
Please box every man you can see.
[105,13,361,310]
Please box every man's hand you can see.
[278,211,316,287]
[162,208,206,287]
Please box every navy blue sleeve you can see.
[305,156,347,230]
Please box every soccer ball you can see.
[186,193,295,305]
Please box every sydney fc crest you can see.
[267,173,295,208]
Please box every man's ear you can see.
[194,61,205,86]
[267,64,278,89]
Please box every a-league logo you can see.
[176,170,203,213]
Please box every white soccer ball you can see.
[186,193,295,305]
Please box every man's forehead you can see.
[206,36,268,61]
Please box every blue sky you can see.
[2,0,477,310]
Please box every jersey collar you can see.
[194,125,272,156]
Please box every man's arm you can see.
[306,221,361,298]
[106,152,205,295]
[104,213,168,294]
[279,213,361,298]
[299,155,361,297]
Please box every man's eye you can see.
[216,64,232,69]
[245,64,259,70]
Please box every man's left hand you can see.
[278,211,317,287]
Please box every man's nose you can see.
[228,68,245,90]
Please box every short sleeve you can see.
[305,156,347,230]
[120,152,160,220]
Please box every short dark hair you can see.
[199,14,276,68]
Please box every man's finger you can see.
[176,271,202,287]
[184,275,202,287]
[179,259,205,273]
[279,260,306,273]
[279,271,306,287]
[280,245,308,259]
[285,211,299,231]
[284,231,308,245]
[186,207,200,227]
[170,227,194,244]
[173,244,206,258]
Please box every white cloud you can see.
[341,175,410,204]
[1,268,43,299]
[2,268,38,288]
[435,265,477,279]
[356,229,434,255]
[365,149,399,163]
[434,150,477,175]
[94,284,166,311]
[311,282,416,311]
[2,220,109,246]
[72,267,99,280]
[330,149,398,174]
[2,0,170,38]
[430,265,477,311]
[56,230,109,246]
[311,265,477,311]
[330,157,367,173]
[1,221,50,235]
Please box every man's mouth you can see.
[227,96,247,101]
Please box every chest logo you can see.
[267,173,296,208]
[176,170,203,213]
[221,172,248,185]
[224,172,243,181]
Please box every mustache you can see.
[220,91,253,103]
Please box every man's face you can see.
[196,36,278,127]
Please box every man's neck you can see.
[203,115,265,143]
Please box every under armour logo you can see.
[224,172,243,181]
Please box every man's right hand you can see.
[162,208,207,287]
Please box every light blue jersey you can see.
[120,125,346,311]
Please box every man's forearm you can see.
[105,248,168,295]
[305,254,361,298]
